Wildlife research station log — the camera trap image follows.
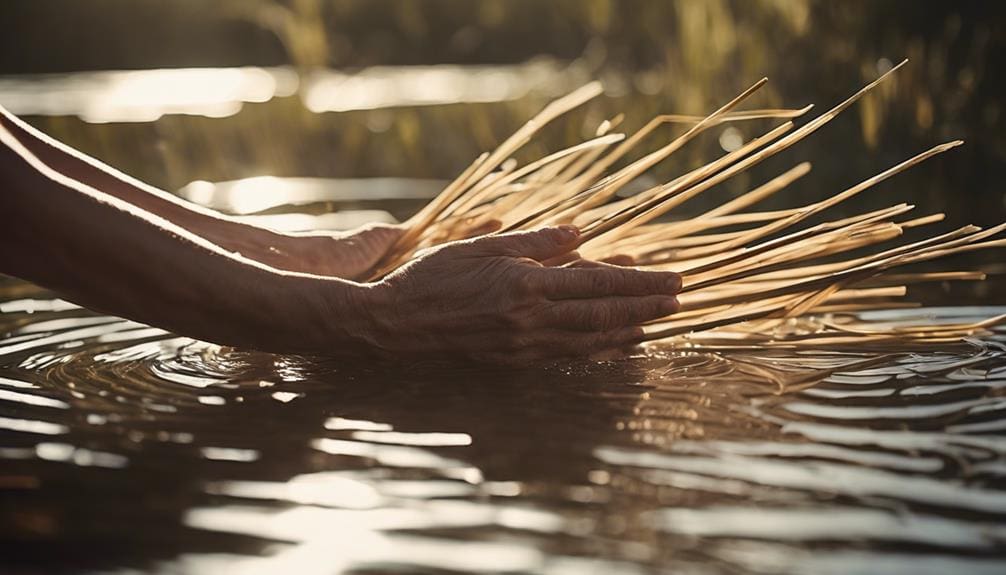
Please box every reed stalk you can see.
[363,61,1004,349]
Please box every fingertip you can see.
[665,272,683,293]
[623,326,646,342]
[554,224,580,243]
[659,296,679,315]
[599,254,635,267]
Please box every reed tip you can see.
[582,81,605,96]
[934,140,965,152]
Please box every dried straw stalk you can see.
[367,61,1005,349]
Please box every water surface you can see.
[2,3,1005,572]
[2,278,1005,574]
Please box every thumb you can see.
[467,225,580,261]
[359,223,405,246]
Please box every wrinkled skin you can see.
[0,104,408,282]
[235,223,406,280]
[0,104,683,365]
[363,226,681,364]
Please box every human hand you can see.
[216,223,404,280]
[360,225,681,364]
[227,219,501,281]
[277,224,405,280]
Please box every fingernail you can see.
[556,225,580,241]
[666,273,682,292]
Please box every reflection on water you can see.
[0,59,582,122]
[178,176,446,227]
[303,59,584,113]
[1,3,1005,571]
[1,277,1004,574]
[0,68,299,123]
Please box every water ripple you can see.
[1,281,1005,574]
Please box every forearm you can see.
[0,126,373,355]
[0,105,285,253]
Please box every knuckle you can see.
[632,272,658,293]
[585,306,615,331]
[505,331,532,350]
[589,272,615,294]
[621,300,644,322]
[502,309,532,331]
[513,272,538,295]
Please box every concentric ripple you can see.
[1,278,1005,574]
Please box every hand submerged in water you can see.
[0,108,682,365]
[356,225,681,364]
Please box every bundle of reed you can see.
[367,60,1006,349]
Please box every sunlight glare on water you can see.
[1,2,1005,571]
[0,60,584,123]
[0,67,299,123]
[1,276,1005,574]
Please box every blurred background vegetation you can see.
[1,0,1004,297]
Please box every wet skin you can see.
[0,108,682,364]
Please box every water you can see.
[2,4,1005,571]
[2,276,1005,574]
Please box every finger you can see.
[532,295,679,331]
[358,223,405,246]
[534,326,646,357]
[563,256,636,269]
[565,258,626,269]
[479,326,645,365]
[460,218,502,239]
[530,266,682,298]
[465,225,580,262]
[542,251,581,267]
[600,254,635,266]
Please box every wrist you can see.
[296,276,394,357]
[349,280,396,355]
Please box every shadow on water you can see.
[0,286,658,572]
[2,280,1005,574]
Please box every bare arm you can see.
[0,106,270,248]
[0,123,373,353]
[0,105,403,280]
[0,122,682,364]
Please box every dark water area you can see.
[2,1,1006,573]
[2,280,1006,574]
